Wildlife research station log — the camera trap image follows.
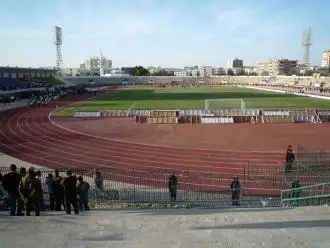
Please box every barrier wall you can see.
[73,108,323,124]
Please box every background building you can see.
[321,50,330,68]
[227,58,243,68]
[80,56,112,75]
[258,59,297,76]
[198,66,213,77]
[174,70,187,77]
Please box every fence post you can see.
[243,164,246,197]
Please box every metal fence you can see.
[0,166,283,209]
[281,182,330,207]
[296,145,330,175]
[0,159,328,209]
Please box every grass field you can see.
[54,87,330,116]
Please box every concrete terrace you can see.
[0,206,329,248]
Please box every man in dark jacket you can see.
[231,177,241,206]
[168,173,178,201]
[77,176,90,211]
[292,179,301,206]
[285,146,295,172]
[46,174,56,211]
[54,169,65,211]
[62,170,79,214]
[2,164,22,216]
[25,171,43,216]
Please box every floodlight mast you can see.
[302,27,312,68]
[54,26,64,71]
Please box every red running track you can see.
[0,94,285,196]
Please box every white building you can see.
[321,50,330,67]
[174,70,187,77]
[199,66,213,77]
[80,56,112,75]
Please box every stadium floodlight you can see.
[54,26,64,70]
[205,98,245,110]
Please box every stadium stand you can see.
[0,78,27,90]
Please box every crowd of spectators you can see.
[0,165,92,216]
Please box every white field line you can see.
[128,102,137,111]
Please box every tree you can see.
[304,70,313,76]
[227,69,234,76]
[237,69,246,76]
[132,66,150,76]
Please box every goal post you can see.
[205,98,246,110]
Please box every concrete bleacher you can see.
[1,205,329,248]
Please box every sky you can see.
[0,0,329,68]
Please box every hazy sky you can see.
[0,0,329,68]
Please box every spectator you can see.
[2,164,22,216]
[94,169,104,191]
[54,169,64,211]
[231,177,241,206]
[62,170,79,215]
[20,170,43,216]
[285,146,295,172]
[0,172,4,197]
[19,167,27,177]
[168,173,178,201]
[35,170,45,210]
[46,174,56,211]
[77,176,90,211]
[292,179,301,206]
[18,167,27,215]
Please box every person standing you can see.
[292,179,301,206]
[168,173,178,201]
[231,177,241,206]
[46,174,56,211]
[35,170,45,210]
[77,176,90,211]
[62,170,79,215]
[25,171,43,216]
[94,169,104,191]
[285,145,295,172]
[2,164,22,216]
[54,169,64,211]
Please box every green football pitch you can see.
[54,87,330,116]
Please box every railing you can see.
[0,166,283,209]
[281,182,330,207]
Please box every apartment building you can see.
[174,70,187,77]
[227,58,243,68]
[258,59,298,76]
[199,66,213,77]
[80,56,112,75]
[321,50,330,67]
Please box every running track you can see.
[0,94,286,197]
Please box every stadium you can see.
[1,65,330,247]
[1,67,330,208]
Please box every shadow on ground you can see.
[93,207,294,216]
[191,219,330,230]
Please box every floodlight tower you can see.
[302,27,312,67]
[54,26,64,70]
